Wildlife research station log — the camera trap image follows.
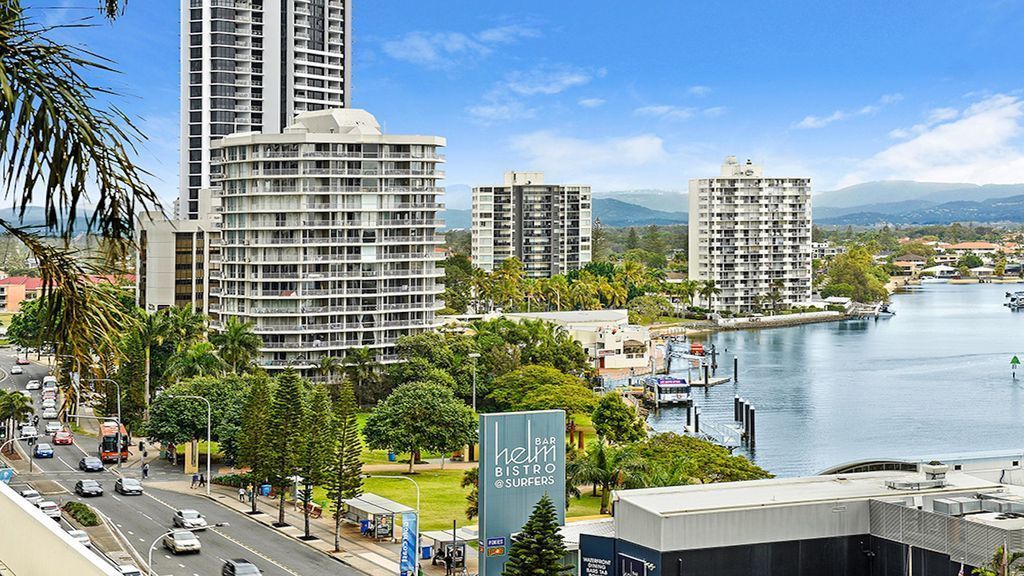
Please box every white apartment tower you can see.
[209,109,446,370]
[688,157,812,312]
[180,0,351,221]
[472,172,592,278]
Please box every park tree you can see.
[296,383,334,539]
[502,494,573,576]
[236,375,275,514]
[6,297,43,349]
[824,247,889,303]
[0,389,34,449]
[269,369,306,525]
[325,380,363,552]
[461,467,479,520]
[627,295,673,324]
[635,433,772,484]
[440,254,474,314]
[165,341,226,381]
[145,375,253,463]
[488,365,596,416]
[569,443,647,514]
[591,393,646,444]
[363,381,476,473]
[625,228,640,250]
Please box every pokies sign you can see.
[478,410,566,576]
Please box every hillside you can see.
[815,180,1024,209]
[815,194,1024,226]
[592,189,687,212]
[592,198,687,227]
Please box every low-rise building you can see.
[501,309,651,372]
[0,275,135,313]
[812,241,846,260]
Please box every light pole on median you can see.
[468,352,481,412]
[146,523,228,576]
[83,379,123,472]
[167,394,212,496]
[365,474,420,570]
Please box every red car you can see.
[15,358,30,365]
[52,430,73,445]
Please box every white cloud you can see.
[703,106,727,117]
[635,105,696,120]
[467,98,536,123]
[509,131,669,174]
[796,93,903,129]
[505,65,596,95]
[889,107,961,140]
[578,98,606,108]
[382,24,541,69]
[840,94,1024,186]
[688,85,712,97]
[469,65,601,123]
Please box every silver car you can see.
[20,489,42,505]
[163,530,201,554]
[67,529,91,547]
[173,509,208,530]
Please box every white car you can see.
[42,408,58,420]
[20,425,37,438]
[42,376,57,389]
[10,365,23,375]
[67,529,91,547]
[37,500,61,520]
[41,399,55,410]
[163,530,201,554]
[44,421,62,434]
[117,566,143,576]
[172,509,208,530]
[25,379,40,390]
[20,489,42,505]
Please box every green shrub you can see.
[63,501,100,527]
[212,473,252,488]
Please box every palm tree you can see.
[210,317,262,373]
[699,279,721,311]
[522,279,541,312]
[598,278,628,309]
[569,274,602,310]
[317,355,341,400]
[0,3,156,376]
[165,305,207,352]
[165,341,226,381]
[544,275,569,311]
[0,390,34,451]
[569,443,647,514]
[615,260,650,290]
[136,311,169,420]
[679,280,700,308]
[343,347,379,406]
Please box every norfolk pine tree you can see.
[236,375,274,513]
[325,379,364,552]
[269,369,306,525]
[297,383,334,539]
[503,494,573,576]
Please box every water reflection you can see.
[647,283,1024,477]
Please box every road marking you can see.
[56,456,75,471]
[127,530,134,535]
[209,526,303,576]
[112,494,122,502]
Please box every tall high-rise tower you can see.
[179,0,351,220]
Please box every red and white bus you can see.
[98,421,130,463]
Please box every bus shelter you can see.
[421,527,477,568]
[342,493,414,541]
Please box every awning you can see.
[342,493,415,516]
[421,528,478,544]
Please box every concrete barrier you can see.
[716,311,843,329]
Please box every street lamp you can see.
[147,523,228,576]
[365,474,420,570]
[166,394,212,496]
[468,353,481,412]
[83,379,123,472]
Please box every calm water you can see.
[648,282,1024,477]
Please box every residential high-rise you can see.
[180,0,351,221]
[471,171,592,277]
[209,109,446,370]
[688,157,812,312]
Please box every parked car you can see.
[74,479,103,497]
[222,559,262,575]
[10,365,23,374]
[114,478,144,495]
[173,509,208,530]
[78,457,104,472]
[25,379,40,390]
[33,443,54,458]
[41,398,55,410]
[163,530,201,554]
[20,425,37,439]
[20,489,42,505]
[37,500,60,520]
[41,408,58,420]
[52,430,73,445]
[15,357,30,365]
[41,389,57,401]
[67,529,92,547]
[44,421,61,434]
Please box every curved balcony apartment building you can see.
[209,109,446,369]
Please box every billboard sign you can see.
[399,512,418,576]
[478,410,566,576]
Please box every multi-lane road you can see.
[0,349,355,576]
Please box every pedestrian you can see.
[191,472,199,489]
[199,473,206,488]
[142,463,149,479]
[239,487,246,502]
[444,548,453,576]
[138,440,144,453]
[246,483,254,502]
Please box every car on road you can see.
[20,489,42,505]
[67,529,91,548]
[114,477,144,495]
[52,430,73,445]
[172,509,208,530]
[41,398,55,410]
[10,365,23,374]
[25,379,40,390]
[74,479,103,497]
[15,357,30,365]
[78,457,103,472]
[116,565,143,576]
[42,376,57,388]
[41,389,57,401]
[222,559,262,575]
[41,408,58,420]
[32,443,53,458]
[44,421,61,434]
[20,425,37,438]
[37,500,60,520]
[162,530,201,554]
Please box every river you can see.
[647,282,1024,477]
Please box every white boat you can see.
[643,377,692,407]
[1006,291,1024,309]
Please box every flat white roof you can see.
[614,471,1005,517]
[505,309,629,324]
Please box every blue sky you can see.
[27,0,1024,209]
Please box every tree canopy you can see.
[488,365,596,416]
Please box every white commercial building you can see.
[688,157,812,312]
[210,109,446,370]
[472,172,592,278]
[501,309,650,372]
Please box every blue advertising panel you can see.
[0,468,13,484]
[400,512,418,576]
[478,410,566,576]
[616,539,660,576]
[580,534,616,576]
